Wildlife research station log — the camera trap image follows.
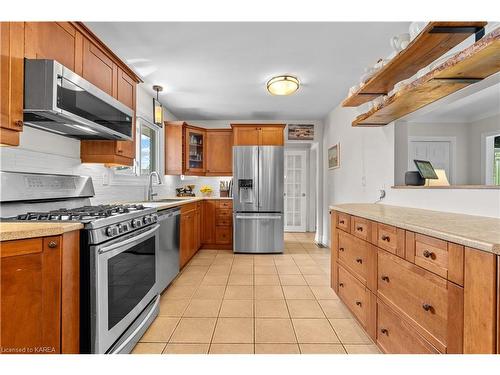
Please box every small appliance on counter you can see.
[405,160,439,186]
[175,184,196,197]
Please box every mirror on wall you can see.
[394,81,500,188]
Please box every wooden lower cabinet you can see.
[377,300,439,354]
[0,231,80,354]
[331,209,499,354]
[200,200,233,250]
[179,203,201,268]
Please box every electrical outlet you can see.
[361,176,366,187]
[379,189,386,200]
[102,173,109,186]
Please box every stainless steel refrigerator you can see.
[233,146,284,253]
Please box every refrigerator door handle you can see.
[235,215,282,220]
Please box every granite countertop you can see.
[0,222,84,242]
[330,203,500,255]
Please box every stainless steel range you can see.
[0,171,160,354]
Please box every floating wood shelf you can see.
[342,21,487,107]
[352,27,500,127]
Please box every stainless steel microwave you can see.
[23,59,134,140]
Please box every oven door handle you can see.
[98,224,160,255]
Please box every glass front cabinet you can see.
[185,127,206,174]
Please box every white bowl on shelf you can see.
[390,33,411,52]
[409,22,428,41]
[355,101,374,115]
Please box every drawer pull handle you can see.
[48,241,58,248]
[339,283,344,288]
[339,220,345,224]
[339,247,345,252]
[380,328,389,336]
[422,303,433,312]
[355,301,362,307]
[423,250,435,259]
[381,235,390,242]
[356,258,363,264]
[381,275,389,282]
[356,226,363,232]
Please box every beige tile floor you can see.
[132,232,381,354]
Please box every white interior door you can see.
[409,140,452,183]
[284,150,307,232]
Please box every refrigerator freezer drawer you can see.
[234,213,284,253]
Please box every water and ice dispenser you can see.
[238,179,255,204]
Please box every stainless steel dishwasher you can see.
[156,207,181,293]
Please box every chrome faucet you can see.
[147,171,162,201]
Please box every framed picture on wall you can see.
[288,124,314,141]
[328,143,340,169]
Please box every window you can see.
[138,118,160,175]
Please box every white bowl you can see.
[409,22,428,40]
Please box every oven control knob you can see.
[131,219,142,228]
[143,215,152,224]
[106,226,119,237]
[151,214,158,223]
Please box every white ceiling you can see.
[86,22,409,120]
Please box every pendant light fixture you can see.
[153,85,163,126]
[266,75,300,96]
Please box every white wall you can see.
[321,105,500,246]
[0,83,179,204]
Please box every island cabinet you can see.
[0,21,141,164]
[330,209,499,354]
[179,202,202,268]
[201,199,233,250]
[165,122,233,176]
[0,231,80,354]
[231,124,285,146]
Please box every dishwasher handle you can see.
[157,209,181,220]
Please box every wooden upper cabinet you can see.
[206,130,233,175]
[1,22,25,146]
[82,38,115,96]
[231,124,285,146]
[232,126,260,145]
[185,127,206,174]
[260,125,285,145]
[24,22,82,74]
[116,68,136,110]
[165,121,185,175]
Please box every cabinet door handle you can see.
[339,220,345,224]
[48,241,58,248]
[381,275,389,282]
[15,120,24,128]
[339,247,345,252]
[356,226,363,232]
[356,258,363,264]
[355,301,362,307]
[423,250,435,259]
[381,235,390,242]
[380,328,389,336]
[422,303,433,312]
[339,283,344,288]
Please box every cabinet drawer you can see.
[217,200,233,209]
[415,234,448,279]
[377,223,405,257]
[351,216,371,242]
[338,231,372,288]
[338,264,369,326]
[216,208,232,218]
[336,212,351,232]
[216,217,232,227]
[377,249,463,352]
[216,227,232,244]
[377,301,439,354]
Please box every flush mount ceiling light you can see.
[266,75,300,96]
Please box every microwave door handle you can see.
[98,224,160,255]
